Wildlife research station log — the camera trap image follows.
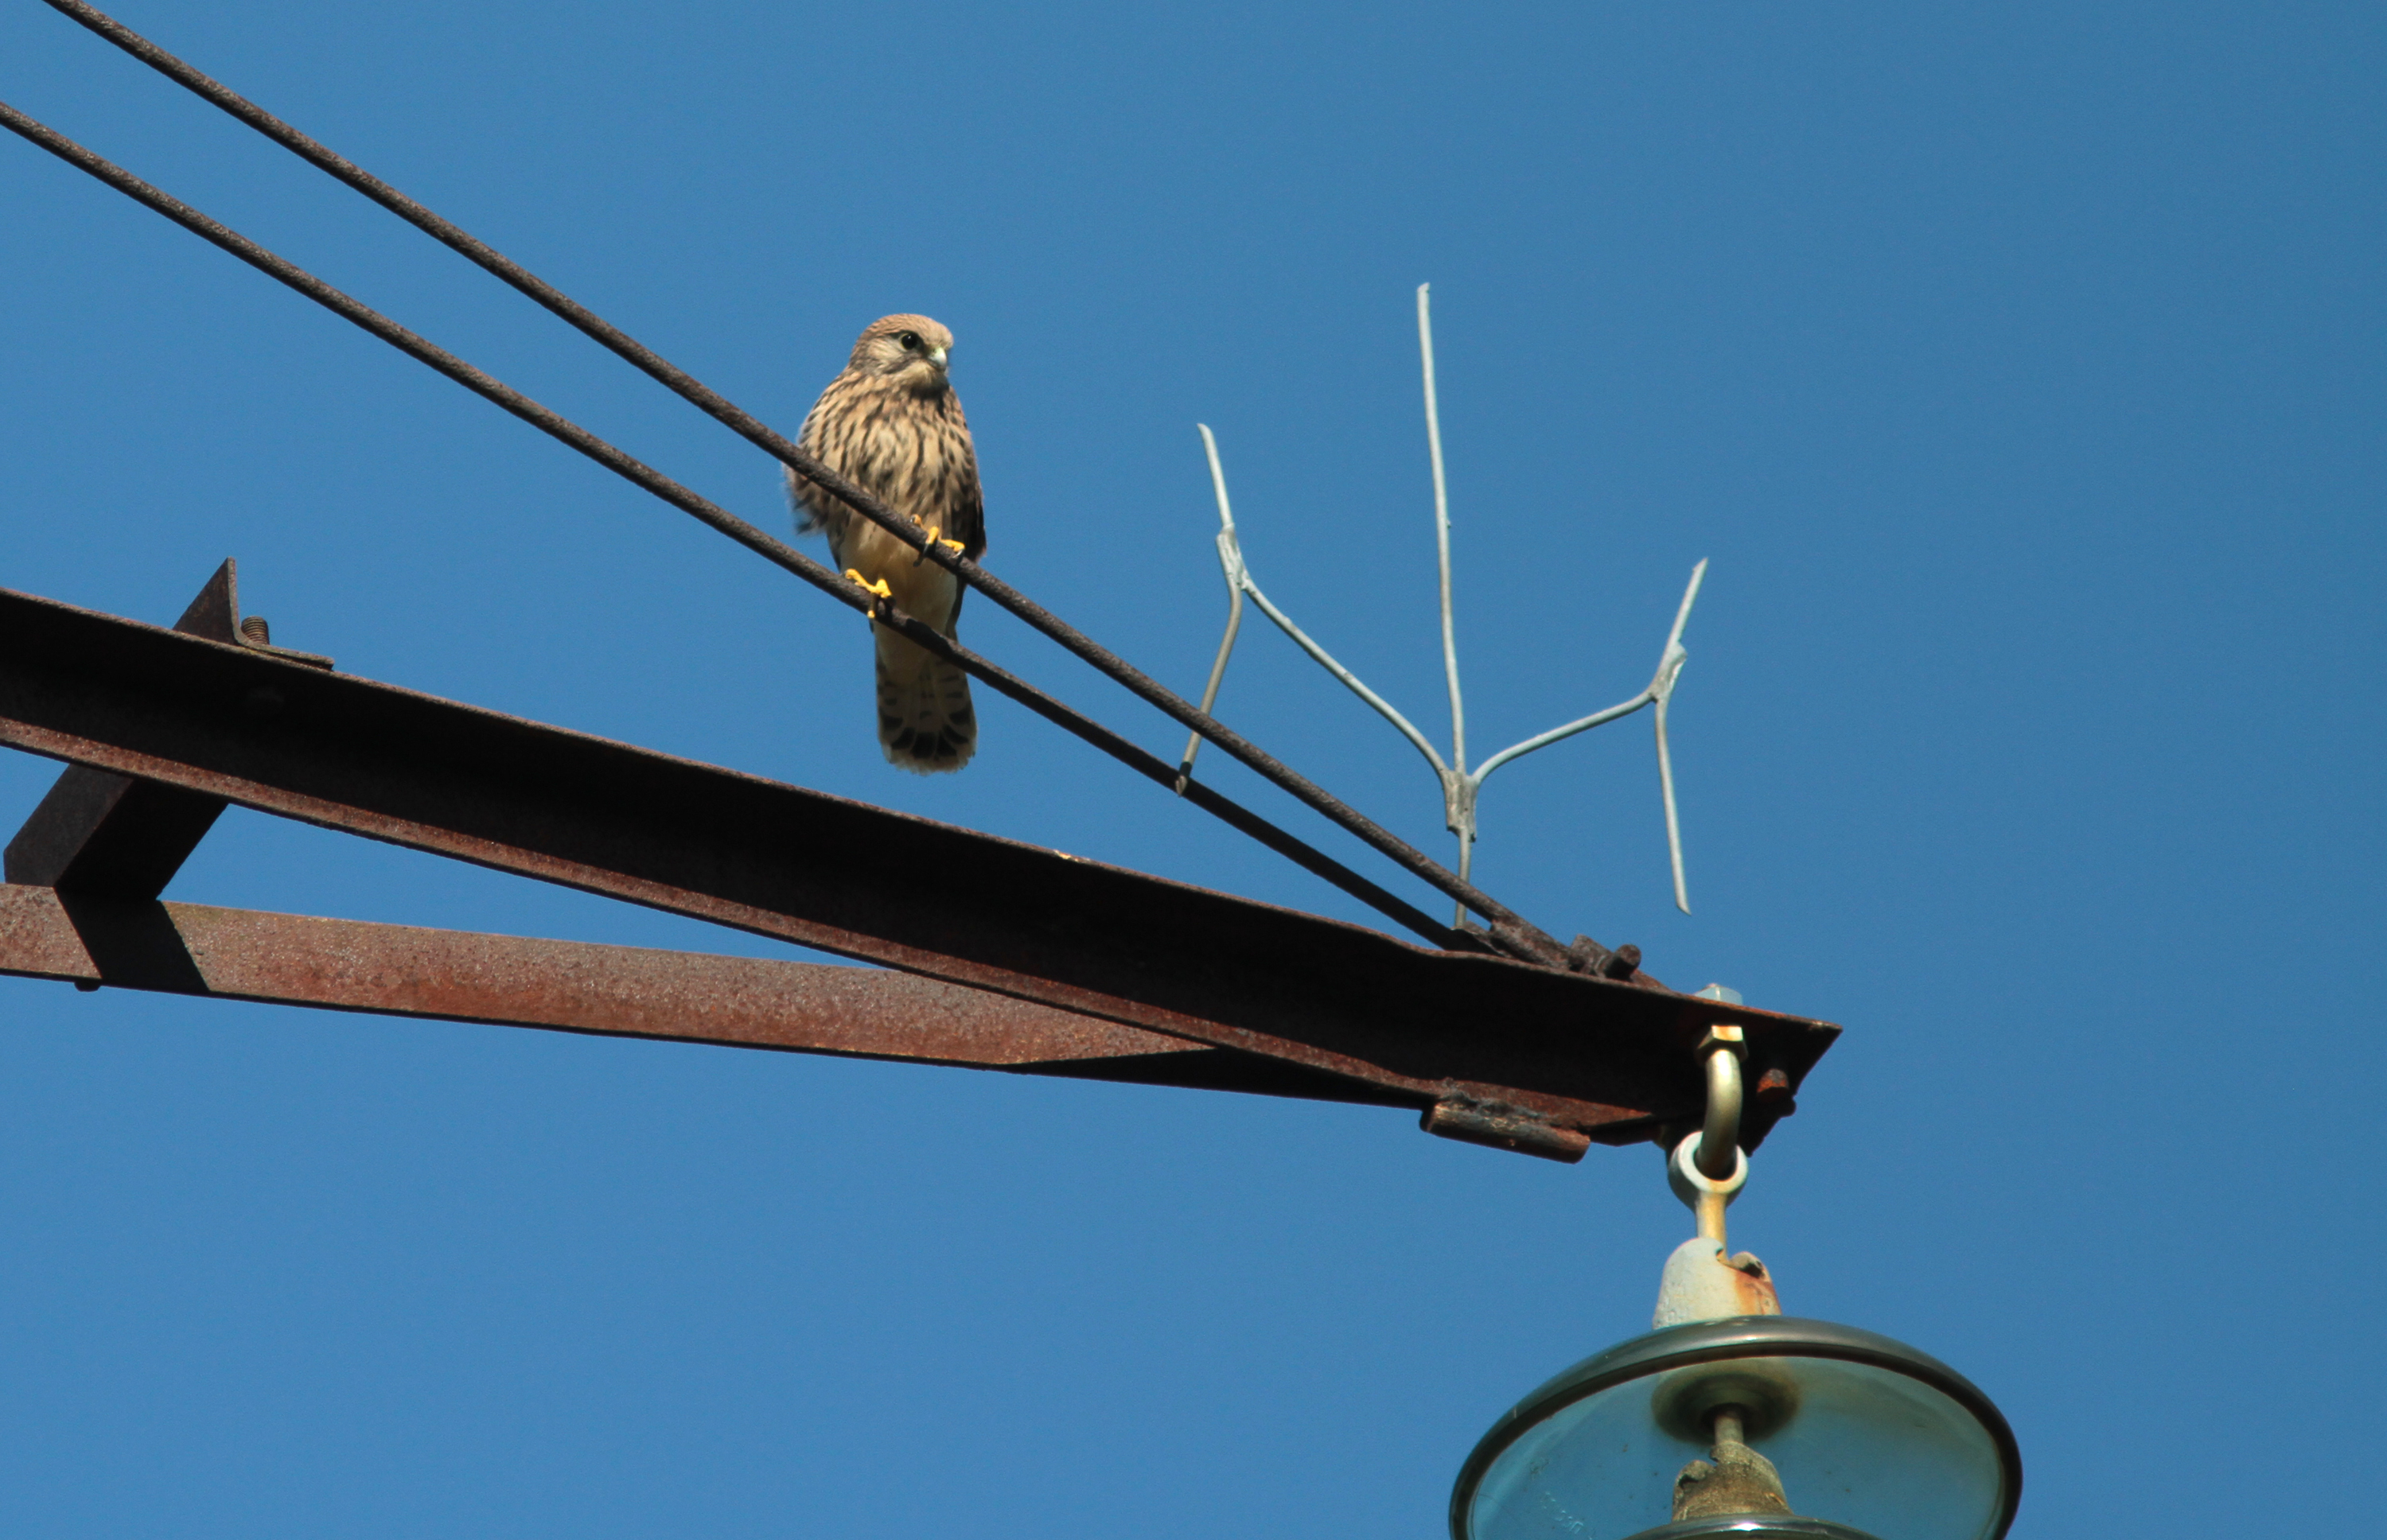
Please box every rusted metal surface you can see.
[1672,1407,1796,1523]
[4,764,224,895]
[0,884,1610,1119]
[1652,1237,1783,1328]
[0,883,1209,1068]
[4,562,243,895]
[1420,1098,1596,1162]
[1,561,330,898]
[0,583,1841,1153]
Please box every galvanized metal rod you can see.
[1655,690,1688,914]
[1696,1189,1728,1246]
[1174,574,1241,793]
[29,0,1566,963]
[1176,425,1247,791]
[1178,422,1454,791]
[1469,558,1708,918]
[1656,559,1706,914]
[0,96,1470,954]
[1471,692,1653,784]
[1417,285,1467,783]
[1452,794,1476,909]
[1186,430,1457,782]
[1419,286,1476,925]
[1240,575,1453,784]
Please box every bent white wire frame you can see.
[1175,285,1708,919]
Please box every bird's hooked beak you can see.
[927,344,949,372]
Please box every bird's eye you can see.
[897,332,921,350]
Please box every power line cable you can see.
[16,0,1580,963]
[0,93,1483,955]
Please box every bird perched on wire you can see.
[785,314,985,773]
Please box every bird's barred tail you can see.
[874,627,975,773]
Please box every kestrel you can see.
[785,314,985,773]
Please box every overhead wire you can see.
[0,95,1481,954]
[13,0,1579,964]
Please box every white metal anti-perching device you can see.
[1176,285,1708,921]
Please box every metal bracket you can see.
[3,562,242,898]
[2,561,333,900]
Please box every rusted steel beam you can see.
[0,583,1840,1154]
[5,764,223,895]
[0,883,1159,1066]
[4,562,243,895]
[0,884,1508,1114]
[3,560,334,899]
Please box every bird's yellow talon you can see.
[913,527,966,564]
[843,568,893,603]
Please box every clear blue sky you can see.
[1,2,2379,1534]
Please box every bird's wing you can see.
[950,461,987,562]
[785,376,853,535]
[943,394,987,560]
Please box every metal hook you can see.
[1696,1025,1743,1182]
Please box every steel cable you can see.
[0,95,1486,955]
[19,0,1580,962]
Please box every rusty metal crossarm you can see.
[0,582,1838,1157]
[0,885,1396,1099]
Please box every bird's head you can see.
[849,313,955,391]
